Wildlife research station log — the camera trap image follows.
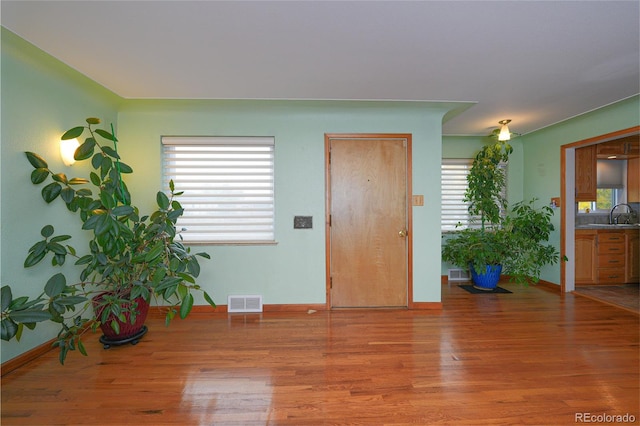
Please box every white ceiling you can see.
[2,1,639,136]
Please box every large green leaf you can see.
[50,235,71,243]
[77,340,88,357]
[179,293,194,319]
[55,296,87,307]
[68,177,89,185]
[41,182,62,203]
[94,214,112,236]
[8,309,52,324]
[81,213,101,230]
[61,187,75,204]
[99,190,116,209]
[186,258,200,278]
[1,286,12,311]
[41,225,54,237]
[51,173,68,184]
[75,137,96,161]
[144,242,164,262]
[1,319,18,341]
[24,250,46,268]
[118,162,133,173]
[111,205,134,216]
[25,152,48,169]
[86,117,101,125]
[156,192,170,209]
[31,168,50,184]
[203,291,216,308]
[91,153,103,169]
[101,146,120,159]
[44,273,66,297]
[61,126,85,140]
[46,242,67,255]
[94,128,116,141]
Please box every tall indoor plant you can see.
[442,141,560,288]
[1,117,215,363]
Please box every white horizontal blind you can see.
[441,158,507,231]
[441,159,474,231]
[162,136,275,243]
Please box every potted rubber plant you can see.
[442,141,560,289]
[1,117,215,363]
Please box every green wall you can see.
[1,28,122,362]
[520,95,640,284]
[117,100,452,307]
[1,28,456,363]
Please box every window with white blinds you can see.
[441,159,507,231]
[162,136,275,244]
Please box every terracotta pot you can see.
[92,293,150,340]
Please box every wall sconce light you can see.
[60,138,79,166]
[498,119,512,141]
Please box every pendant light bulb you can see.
[498,119,511,141]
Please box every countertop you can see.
[575,224,640,230]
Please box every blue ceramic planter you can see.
[469,264,502,290]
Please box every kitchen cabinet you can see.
[575,145,596,201]
[597,230,625,284]
[625,229,640,283]
[596,135,639,158]
[575,228,639,285]
[575,229,597,285]
[628,157,639,203]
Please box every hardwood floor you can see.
[2,283,638,425]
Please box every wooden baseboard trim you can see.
[148,303,329,318]
[531,279,562,293]
[2,338,55,377]
[409,302,443,310]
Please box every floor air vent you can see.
[448,268,470,282]
[227,295,263,313]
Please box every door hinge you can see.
[330,277,333,288]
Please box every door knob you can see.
[398,229,407,237]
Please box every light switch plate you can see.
[412,195,424,206]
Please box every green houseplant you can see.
[1,117,215,363]
[442,141,560,288]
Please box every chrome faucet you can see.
[609,203,635,224]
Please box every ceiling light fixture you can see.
[498,119,512,141]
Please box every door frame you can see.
[560,126,639,293]
[324,133,414,309]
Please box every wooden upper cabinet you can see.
[596,135,639,158]
[575,145,596,201]
[626,135,640,156]
[629,157,640,203]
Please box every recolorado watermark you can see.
[575,412,636,423]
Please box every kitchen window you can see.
[162,136,275,244]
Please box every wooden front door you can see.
[326,134,411,308]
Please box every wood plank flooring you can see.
[2,283,638,425]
